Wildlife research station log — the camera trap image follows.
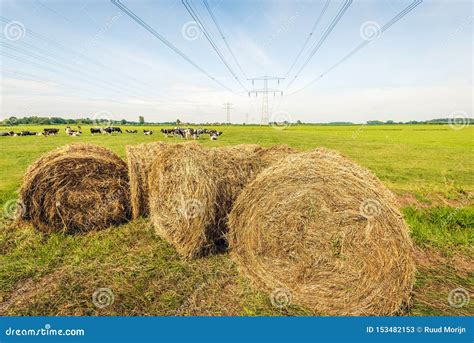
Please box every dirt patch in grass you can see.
[396,192,472,208]
[0,268,66,315]
[414,247,473,277]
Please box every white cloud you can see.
[282,85,473,123]
[0,78,60,94]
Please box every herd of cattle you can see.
[160,128,223,140]
[0,126,223,140]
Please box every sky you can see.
[0,0,472,124]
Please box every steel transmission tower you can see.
[248,75,284,125]
[223,102,233,124]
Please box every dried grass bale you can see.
[148,143,296,258]
[149,142,216,258]
[126,142,165,219]
[20,143,131,233]
[228,148,415,316]
[256,144,298,167]
[209,144,265,235]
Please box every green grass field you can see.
[0,124,472,316]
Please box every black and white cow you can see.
[103,127,122,134]
[90,128,103,135]
[43,128,59,136]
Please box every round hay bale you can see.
[209,144,266,232]
[149,142,217,258]
[256,144,298,167]
[149,143,276,258]
[228,148,415,315]
[20,143,131,233]
[126,142,166,219]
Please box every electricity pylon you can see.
[223,102,233,124]
[248,75,284,125]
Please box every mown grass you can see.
[0,124,472,316]
[404,206,474,255]
[0,219,311,316]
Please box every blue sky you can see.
[0,0,472,123]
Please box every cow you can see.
[126,129,138,133]
[209,131,223,140]
[144,130,153,135]
[160,128,175,137]
[184,128,193,140]
[195,128,206,136]
[103,127,122,134]
[43,128,59,136]
[184,128,202,140]
[65,127,81,136]
[90,128,103,135]
[18,131,40,136]
[159,127,223,140]
[175,128,186,138]
[0,131,14,136]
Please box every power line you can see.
[0,55,143,105]
[0,41,152,98]
[34,0,77,26]
[203,0,248,79]
[285,0,352,90]
[0,66,55,84]
[284,0,330,79]
[111,0,237,94]
[287,0,423,96]
[10,38,167,100]
[0,15,168,98]
[181,0,247,92]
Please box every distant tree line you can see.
[0,116,472,126]
[0,116,144,126]
[282,118,473,125]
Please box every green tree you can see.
[139,116,145,125]
[38,117,51,125]
[176,119,181,126]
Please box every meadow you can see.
[0,124,472,316]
